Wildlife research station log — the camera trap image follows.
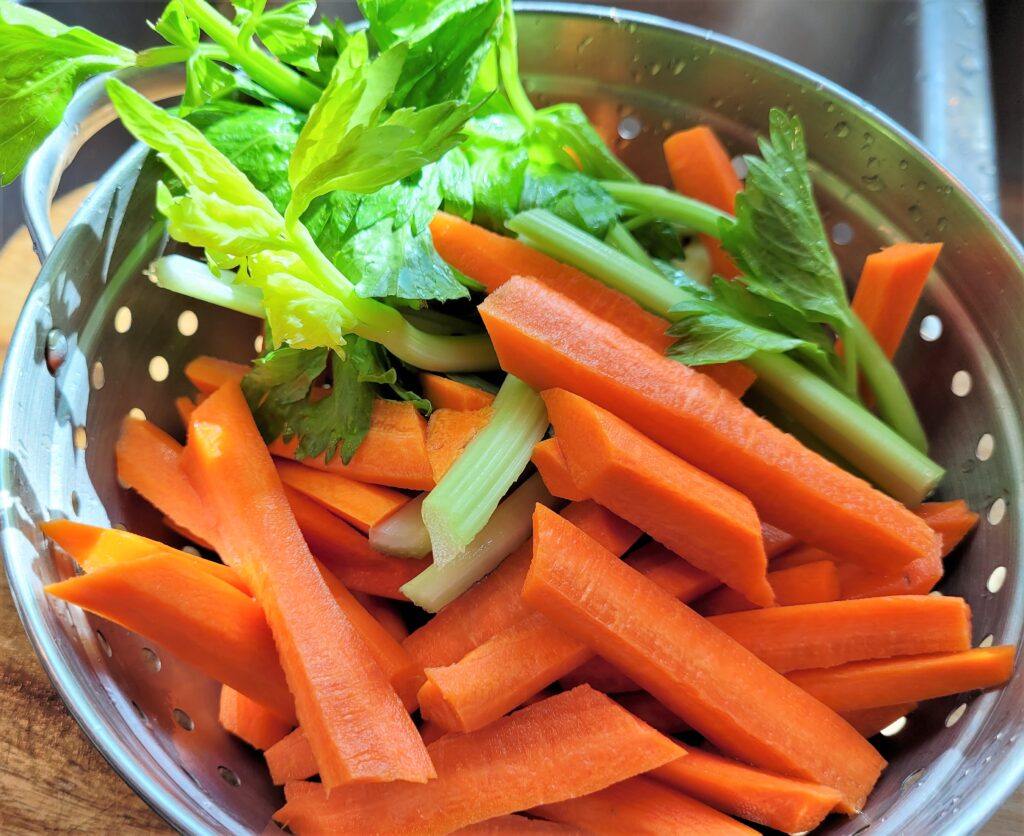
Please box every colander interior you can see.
[1,7,1021,835]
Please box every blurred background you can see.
[0,0,1019,246]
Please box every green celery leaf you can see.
[359,0,503,109]
[0,1,136,184]
[180,55,237,116]
[151,0,199,48]
[667,277,813,366]
[287,33,477,220]
[532,103,636,182]
[520,164,619,238]
[295,346,377,463]
[253,0,325,72]
[458,114,528,229]
[241,345,327,442]
[720,108,852,332]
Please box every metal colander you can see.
[1,5,1021,834]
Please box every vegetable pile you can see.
[3,0,1015,832]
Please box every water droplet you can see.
[899,159,909,170]
[672,59,686,75]
[866,156,880,169]
[861,174,884,192]
[834,121,850,138]
[825,101,836,113]
[617,115,642,141]
[862,131,875,150]
[709,96,725,110]
[625,21,637,34]
[958,53,981,75]
[576,35,593,54]
[44,329,68,375]
[649,62,662,76]
[660,118,673,132]
[908,203,923,221]
[917,180,928,192]
[937,216,948,232]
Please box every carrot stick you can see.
[45,554,295,723]
[560,657,637,695]
[430,211,755,397]
[265,727,318,785]
[219,685,293,751]
[522,505,885,813]
[270,399,434,491]
[421,373,496,411]
[353,592,408,642]
[285,485,427,601]
[544,388,773,606]
[40,519,246,594]
[663,126,742,279]
[184,383,434,787]
[184,355,249,393]
[426,407,493,482]
[695,560,840,616]
[761,522,798,559]
[851,243,942,360]
[531,438,587,501]
[788,647,1014,712]
[175,395,196,428]
[402,501,639,670]
[479,275,940,573]
[770,545,834,571]
[115,415,218,548]
[615,692,691,736]
[914,499,979,554]
[623,542,720,602]
[314,559,424,711]
[841,703,918,738]
[274,458,409,534]
[653,749,844,835]
[274,686,684,835]
[708,595,972,673]
[533,775,756,835]
[454,815,585,834]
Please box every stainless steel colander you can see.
[2,5,1022,834]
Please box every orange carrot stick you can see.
[183,383,434,787]
[914,499,979,554]
[841,703,918,738]
[265,727,319,785]
[454,815,585,834]
[271,399,434,491]
[761,522,798,559]
[219,685,293,751]
[544,388,773,606]
[851,243,942,360]
[175,395,196,428]
[184,355,248,393]
[663,126,742,279]
[479,275,939,573]
[560,658,637,695]
[708,595,972,673]
[533,775,756,835]
[788,647,1014,712]
[402,501,640,670]
[695,560,840,616]
[420,373,496,411]
[531,438,587,501]
[353,592,408,643]
[45,554,295,723]
[615,692,691,736]
[522,505,885,813]
[653,749,844,835]
[426,406,493,482]
[285,486,427,601]
[623,542,720,602]
[41,519,245,594]
[115,415,218,547]
[274,458,408,534]
[430,212,755,397]
[273,686,684,835]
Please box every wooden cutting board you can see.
[0,190,1019,834]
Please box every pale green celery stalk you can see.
[601,181,729,238]
[402,474,555,612]
[153,253,498,371]
[135,43,229,67]
[605,223,661,274]
[369,493,431,558]
[508,209,943,504]
[422,375,548,566]
[849,316,928,452]
[151,255,263,316]
[746,352,942,505]
[177,0,321,109]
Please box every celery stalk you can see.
[422,375,548,566]
[402,474,555,612]
[151,255,263,317]
[368,494,431,558]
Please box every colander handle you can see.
[21,66,185,262]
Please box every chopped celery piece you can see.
[368,494,431,559]
[151,255,263,317]
[402,474,554,612]
[422,375,548,566]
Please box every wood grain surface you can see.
[0,191,1020,834]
